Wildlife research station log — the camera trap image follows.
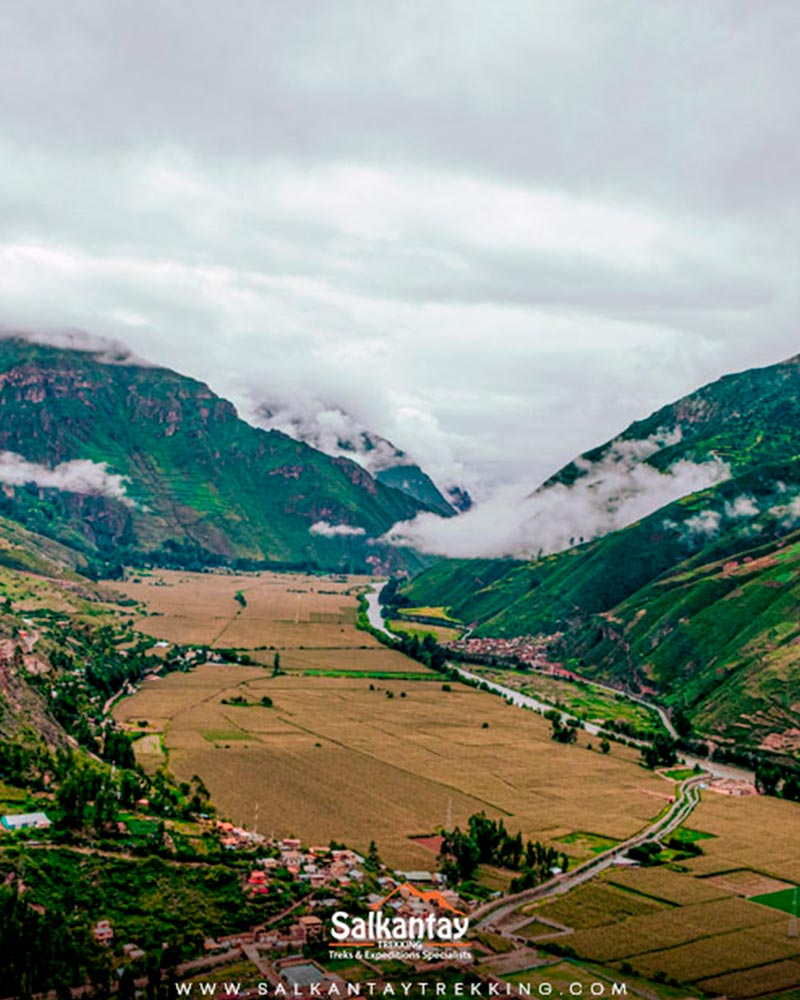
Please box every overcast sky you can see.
[1,0,798,492]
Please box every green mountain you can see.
[0,337,433,573]
[374,463,455,516]
[403,354,800,750]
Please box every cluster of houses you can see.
[444,634,563,670]
[245,838,365,895]
[214,819,267,850]
[203,913,326,955]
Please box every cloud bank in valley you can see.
[0,452,131,504]
[383,432,731,558]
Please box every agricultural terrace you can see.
[523,793,800,998]
[114,570,673,869]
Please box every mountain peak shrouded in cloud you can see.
[0,336,438,573]
[255,401,412,475]
[252,399,462,516]
[387,349,800,560]
[0,326,154,367]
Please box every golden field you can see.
[113,570,673,867]
[525,793,800,996]
[115,569,378,649]
[112,568,800,996]
[116,664,671,867]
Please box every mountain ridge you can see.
[0,336,436,574]
[402,353,800,750]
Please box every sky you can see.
[1,0,799,496]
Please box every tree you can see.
[365,840,382,872]
[234,591,247,609]
[755,761,782,796]
[641,733,678,769]
[672,705,693,739]
[600,738,611,754]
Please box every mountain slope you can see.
[551,352,800,487]
[402,354,800,747]
[255,401,459,516]
[0,337,433,572]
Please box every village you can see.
[66,821,475,998]
[442,634,569,674]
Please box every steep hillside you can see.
[374,463,456,516]
[0,337,433,573]
[551,352,800,487]
[402,354,800,747]
[563,529,800,752]
[255,400,459,515]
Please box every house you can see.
[93,920,114,945]
[1,811,51,831]
[298,915,324,942]
[398,870,433,884]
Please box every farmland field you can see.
[752,886,800,915]
[116,569,377,649]
[114,570,671,868]
[388,620,462,643]
[524,792,800,996]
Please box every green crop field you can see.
[752,886,800,915]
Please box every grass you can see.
[201,729,252,742]
[668,825,715,843]
[400,606,461,622]
[472,930,515,955]
[469,666,661,736]
[663,768,698,781]
[517,919,564,939]
[556,831,620,858]
[752,886,800,915]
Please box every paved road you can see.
[472,774,706,930]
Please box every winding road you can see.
[471,774,705,929]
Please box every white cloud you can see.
[0,1,798,496]
[0,451,131,503]
[383,432,730,558]
[309,520,367,538]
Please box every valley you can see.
[113,571,674,868]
